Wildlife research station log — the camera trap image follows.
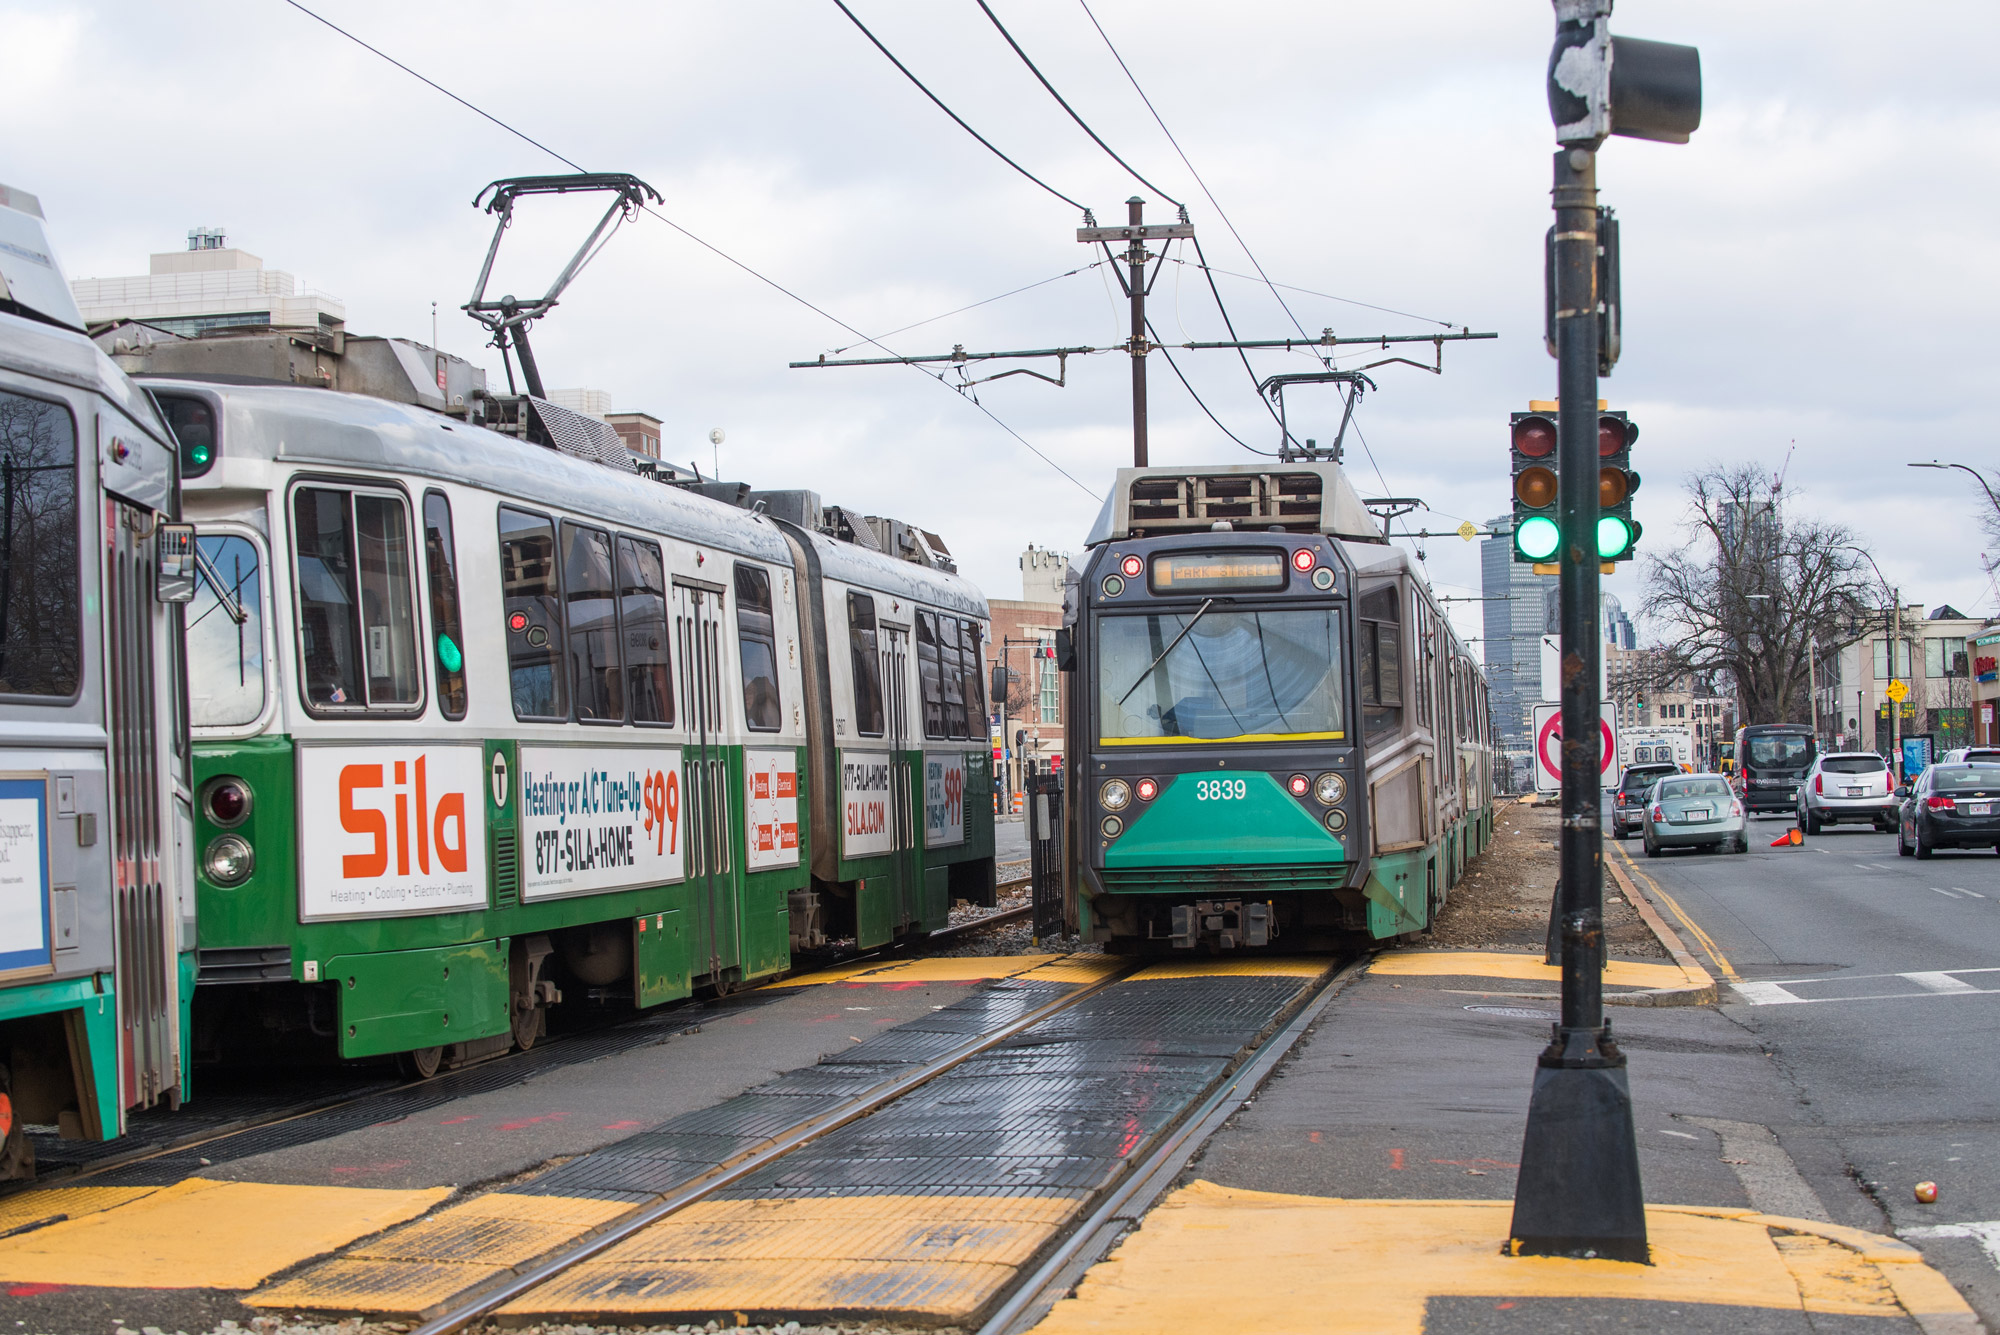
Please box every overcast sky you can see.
[8,1,1999,648]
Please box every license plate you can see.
[1968,802,1992,816]
[1685,808,1710,822]
[1844,787,1865,797]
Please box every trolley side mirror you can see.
[1054,626,1075,671]
[156,523,195,603]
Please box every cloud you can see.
[11,0,1998,634]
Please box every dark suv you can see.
[1612,763,1681,838]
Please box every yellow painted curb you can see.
[0,1177,449,1290]
[1027,1183,1979,1334]
[1371,949,1706,995]
[772,954,1061,988]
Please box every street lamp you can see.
[1910,460,2000,514]
[1840,545,1901,771]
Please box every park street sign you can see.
[1533,701,1620,795]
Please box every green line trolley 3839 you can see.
[1062,462,1493,953]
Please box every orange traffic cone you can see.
[1770,827,1803,847]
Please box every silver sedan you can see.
[1641,773,1748,856]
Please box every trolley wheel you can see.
[399,1046,445,1080]
[512,1004,545,1052]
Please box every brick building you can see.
[984,545,1069,804]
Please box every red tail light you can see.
[1650,805,1664,821]
[1814,775,1822,795]
[1927,795,1956,811]
[1730,801,1743,817]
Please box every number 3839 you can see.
[1195,778,1248,801]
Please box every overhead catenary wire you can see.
[1073,0,1308,344]
[1145,318,1276,458]
[826,0,1088,215]
[972,0,1182,209]
[276,0,1100,501]
[827,262,1102,355]
[1165,256,1459,331]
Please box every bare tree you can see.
[1640,463,1875,724]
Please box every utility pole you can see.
[1509,0,1700,1266]
[791,213,1492,464]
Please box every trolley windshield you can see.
[1096,608,1344,744]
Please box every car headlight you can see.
[204,834,254,886]
[1100,778,1132,811]
[1314,772,1346,805]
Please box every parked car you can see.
[1896,763,2000,859]
[1643,773,1749,857]
[1798,751,1897,834]
[1939,747,2000,765]
[1611,762,1682,838]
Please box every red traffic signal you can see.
[1512,414,1557,459]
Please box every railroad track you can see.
[382,951,1364,1335]
[10,873,1043,1197]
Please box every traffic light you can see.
[1596,411,1641,560]
[1510,410,1560,563]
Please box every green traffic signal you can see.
[1515,515,1561,561]
[1596,516,1630,559]
[189,443,212,468]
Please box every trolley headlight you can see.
[1100,778,1132,811]
[1314,772,1346,805]
[1135,777,1158,802]
[1288,774,1310,797]
[1102,573,1126,597]
[1323,809,1348,834]
[1101,815,1124,838]
[204,834,255,886]
[1120,554,1143,579]
[1311,567,1335,591]
[203,776,252,827]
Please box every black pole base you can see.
[1508,1034,1649,1263]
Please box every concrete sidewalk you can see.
[1029,956,1984,1333]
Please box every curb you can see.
[1604,854,1718,1007]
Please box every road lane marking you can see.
[1612,842,1737,981]
[1903,1220,2000,1277]
[1906,972,1981,994]
[1732,967,2000,1007]
[1953,887,1985,897]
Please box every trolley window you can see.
[498,506,566,721]
[734,562,782,731]
[961,618,986,726]
[1096,608,1344,744]
[917,611,946,739]
[0,390,80,699]
[422,492,467,720]
[848,591,885,737]
[292,485,421,712]
[562,521,624,723]
[188,533,265,727]
[941,615,968,739]
[617,535,673,726]
[1357,586,1402,739]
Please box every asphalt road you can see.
[1611,810,2000,1324]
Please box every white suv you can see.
[1798,751,1896,834]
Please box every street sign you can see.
[1532,703,1620,794]
[1457,520,1479,541]
[1540,634,1609,702]
[1885,679,1909,704]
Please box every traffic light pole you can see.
[1508,144,1648,1263]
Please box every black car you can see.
[1611,762,1682,838]
[1897,763,2000,858]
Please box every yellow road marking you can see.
[1613,842,1739,981]
[251,1191,632,1313]
[0,1185,160,1235]
[0,1177,448,1290]
[499,1194,1079,1320]
[770,954,1061,988]
[1370,950,1701,991]
[1128,956,1333,980]
[1028,1183,1977,1333]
